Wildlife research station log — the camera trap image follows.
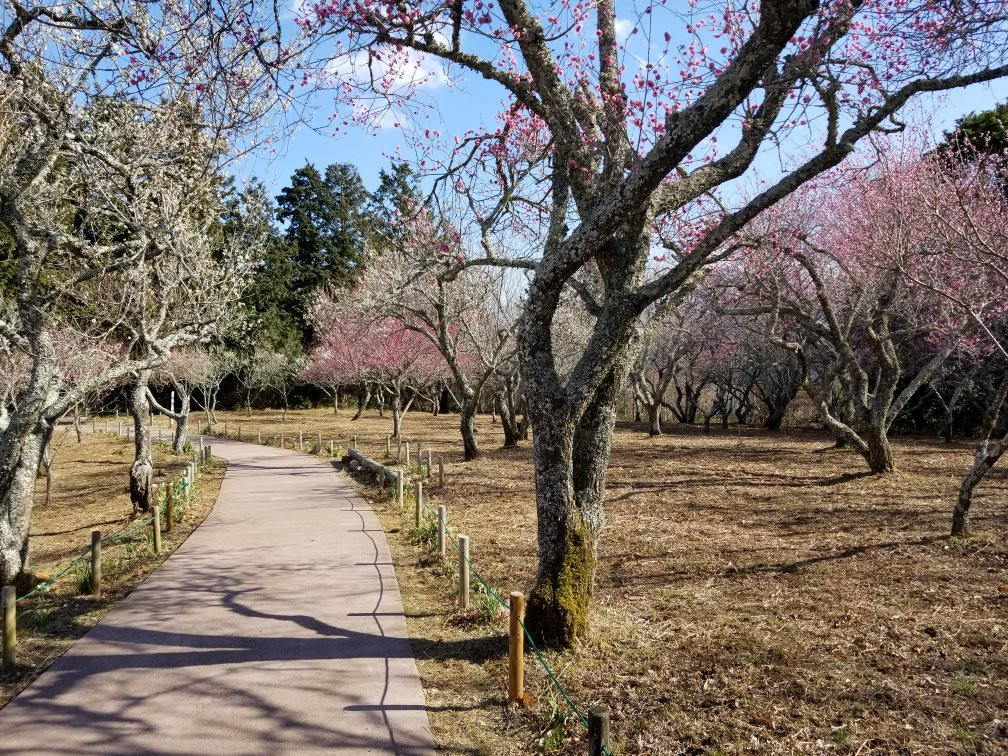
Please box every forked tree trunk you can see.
[172,393,190,454]
[460,394,479,461]
[953,371,1008,535]
[496,391,519,448]
[524,368,621,647]
[352,382,369,421]
[646,403,661,435]
[128,370,154,512]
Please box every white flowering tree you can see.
[0,0,297,585]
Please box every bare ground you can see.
[0,421,226,708]
[210,408,1007,754]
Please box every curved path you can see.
[0,438,435,754]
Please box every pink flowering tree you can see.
[903,152,1008,534]
[299,0,1008,645]
[348,203,517,459]
[732,148,1004,473]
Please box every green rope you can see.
[408,482,605,748]
[15,511,157,603]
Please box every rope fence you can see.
[101,418,612,752]
[3,444,212,672]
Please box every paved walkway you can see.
[0,438,436,754]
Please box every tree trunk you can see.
[646,403,661,435]
[764,400,789,431]
[0,412,51,585]
[460,395,479,461]
[863,425,894,474]
[953,440,1004,536]
[524,368,620,648]
[496,391,519,448]
[128,371,154,512]
[391,393,403,438]
[352,382,369,421]
[172,393,190,454]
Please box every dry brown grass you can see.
[0,422,226,708]
[212,407,1008,755]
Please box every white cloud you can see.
[614,18,634,42]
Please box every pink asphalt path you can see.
[0,437,436,754]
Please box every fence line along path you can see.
[0,437,436,755]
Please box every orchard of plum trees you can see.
[0,0,1007,650]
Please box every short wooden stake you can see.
[257,428,262,444]
[509,592,525,703]
[2,585,15,671]
[152,496,162,554]
[386,434,391,456]
[405,444,410,466]
[238,425,242,440]
[224,422,227,439]
[199,435,204,452]
[439,456,444,487]
[280,432,284,449]
[397,474,404,509]
[352,434,357,449]
[90,531,102,597]
[317,433,322,453]
[378,470,385,492]
[414,480,423,529]
[328,439,334,456]
[118,420,122,436]
[397,437,402,461]
[458,535,470,610]
[426,449,432,479]
[416,441,421,463]
[299,430,303,451]
[105,419,109,433]
[588,707,611,756]
[165,485,175,533]
[437,505,446,558]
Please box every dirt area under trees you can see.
[0,424,226,708]
[208,407,1007,755]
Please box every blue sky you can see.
[240,63,1008,202]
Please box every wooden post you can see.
[397,437,402,461]
[105,418,109,433]
[352,434,357,450]
[509,592,525,703]
[328,439,334,457]
[317,433,322,453]
[397,474,404,509]
[299,430,303,451]
[199,435,204,452]
[152,493,162,554]
[386,434,391,456]
[437,505,446,558]
[426,449,432,479]
[2,585,15,672]
[280,432,284,449]
[118,420,122,436]
[92,418,96,433]
[416,441,421,464]
[458,536,470,610]
[165,484,175,533]
[405,443,410,466]
[414,480,423,529]
[378,470,385,492]
[224,422,227,439]
[238,425,242,441]
[258,428,262,444]
[90,531,102,597]
[588,708,611,756]
[439,456,444,487]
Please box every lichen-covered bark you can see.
[128,370,154,512]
